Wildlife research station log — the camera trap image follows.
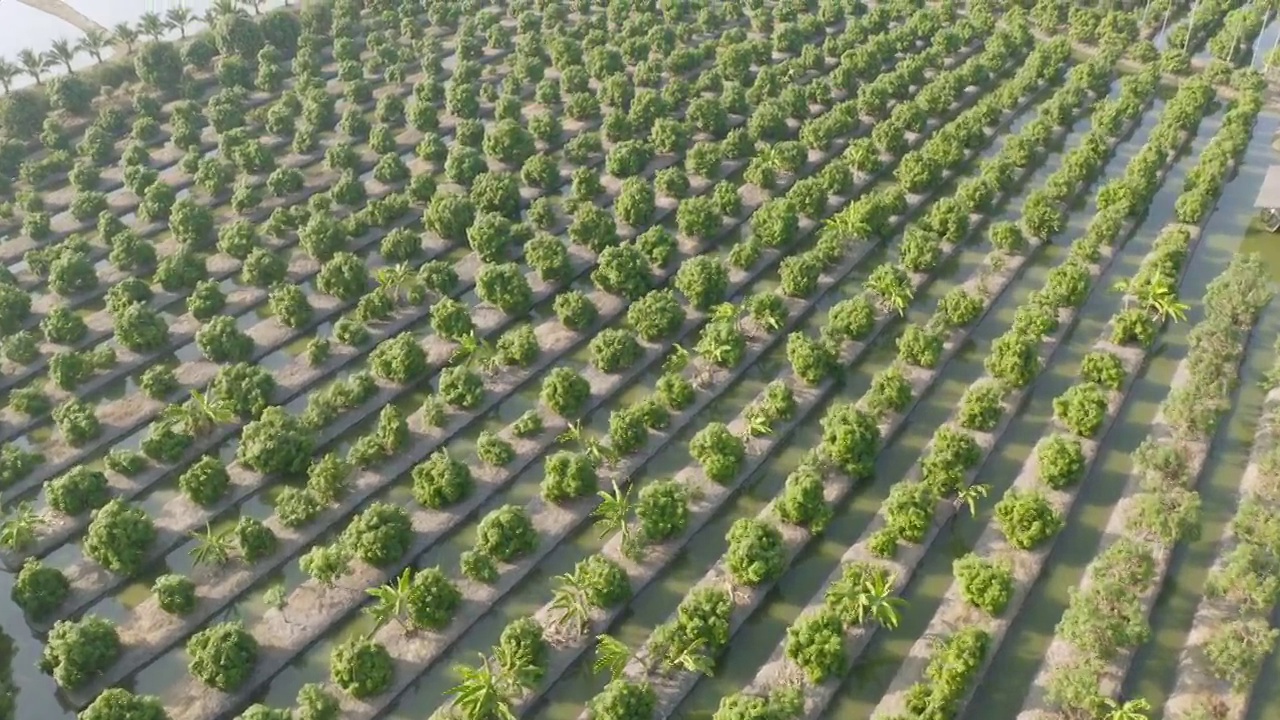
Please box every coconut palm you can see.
[190,523,233,567]
[0,59,21,93]
[593,634,629,681]
[1142,284,1190,323]
[709,302,742,329]
[664,638,714,676]
[663,344,691,373]
[138,12,168,41]
[0,502,44,552]
[747,409,773,438]
[953,483,990,518]
[165,7,196,38]
[492,643,539,693]
[1102,697,1151,720]
[46,38,78,74]
[112,23,140,53]
[548,571,593,636]
[16,49,48,85]
[591,481,633,547]
[376,262,422,302]
[451,331,498,373]
[164,388,236,437]
[447,654,516,720]
[77,29,113,64]
[867,274,913,316]
[853,574,905,629]
[365,567,415,634]
[560,421,615,467]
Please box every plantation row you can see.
[0,2,1052,720]
[867,76,1260,720]
[1026,0,1269,86]
[462,23,1079,720]
[1163,344,1280,720]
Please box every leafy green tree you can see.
[13,558,69,620]
[331,637,393,699]
[186,622,257,691]
[40,615,120,689]
[84,500,155,576]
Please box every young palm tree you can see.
[452,331,498,373]
[746,412,773,438]
[16,49,48,85]
[665,637,714,677]
[190,523,233,567]
[492,643,539,693]
[663,344,691,374]
[447,654,516,720]
[854,574,905,629]
[164,388,236,437]
[593,634,629,681]
[0,59,21,93]
[1102,697,1151,720]
[1142,284,1189,323]
[591,481,633,547]
[548,572,593,637]
[138,12,168,41]
[376,263,422,303]
[77,29,113,64]
[46,39,78,74]
[709,302,742,327]
[165,7,196,38]
[953,483,990,518]
[560,421,614,467]
[112,23,140,53]
[0,503,44,552]
[365,567,415,634]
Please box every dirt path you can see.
[13,0,108,36]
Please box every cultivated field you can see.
[0,1,1278,720]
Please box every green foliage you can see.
[957,380,1004,432]
[187,622,257,691]
[637,479,690,544]
[238,408,314,477]
[412,450,473,509]
[342,503,412,567]
[994,489,1063,550]
[1053,383,1109,438]
[726,518,786,586]
[785,608,847,682]
[84,500,156,576]
[330,637,393,699]
[542,451,598,503]
[47,465,109,516]
[39,615,119,690]
[13,558,69,620]
[234,517,277,564]
[690,423,745,484]
[541,367,591,417]
[475,505,537,562]
[178,456,231,508]
[1037,434,1087,489]
[820,403,880,479]
[953,554,1014,616]
[153,574,197,616]
[591,329,644,373]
